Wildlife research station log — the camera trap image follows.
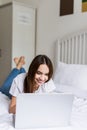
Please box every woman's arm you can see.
[9,96,16,114]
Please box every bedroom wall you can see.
[0,0,40,8]
[36,0,87,65]
[0,0,12,5]
[1,0,87,65]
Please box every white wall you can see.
[0,0,12,5]
[15,0,40,8]
[0,0,40,8]
[36,0,87,65]
[1,0,87,66]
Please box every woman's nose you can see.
[40,75,45,80]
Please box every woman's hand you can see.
[9,96,16,114]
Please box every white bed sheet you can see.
[0,92,87,130]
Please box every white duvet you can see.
[0,92,87,130]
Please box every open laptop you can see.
[15,93,73,129]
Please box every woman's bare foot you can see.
[14,57,20,66]
[16,56,25,69]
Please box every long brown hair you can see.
[24,55,53,93]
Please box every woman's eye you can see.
[45,74,48,76]
[36,71,41,74]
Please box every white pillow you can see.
[0,92,10,115]
[53,62,87,90]
[54,83,87,98]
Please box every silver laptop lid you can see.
[15,93,73,129]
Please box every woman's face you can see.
[34,64,49,87]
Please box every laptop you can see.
[15,93,73,129]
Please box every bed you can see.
[0,30,87,130]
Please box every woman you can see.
[2,55,56,114]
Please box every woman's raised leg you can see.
[0,56,26,98]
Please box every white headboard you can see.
[55,31,87,65]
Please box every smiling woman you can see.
[9,54,56,114]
